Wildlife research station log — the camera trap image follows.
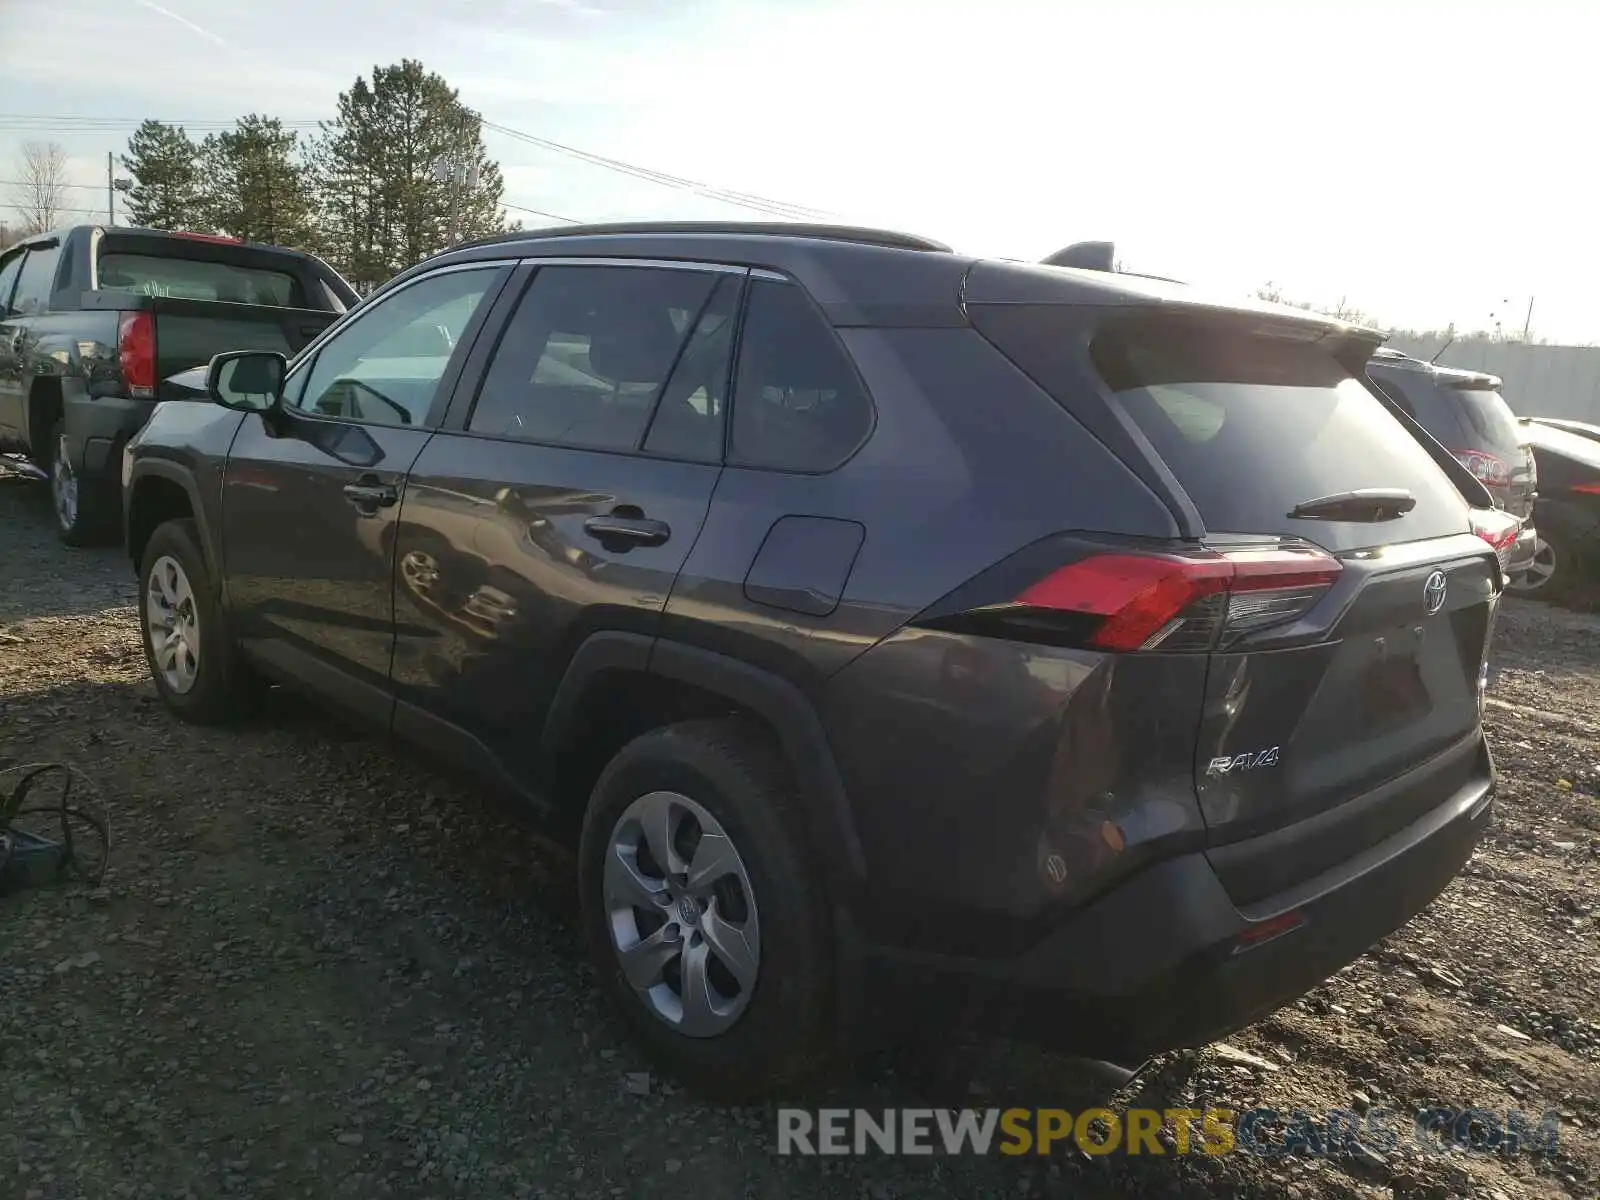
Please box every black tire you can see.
[137,518,256,724]
[47,418,114,547]
[578,718,835,1100]
[1541,528,1600,610]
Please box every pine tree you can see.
[196,116,318,249]
[312,59,512,287]
[121,121,202,230]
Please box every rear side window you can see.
[1091,320,1470,548]
[469,265,722,452]
[641,274,740,462]
[97,252,305,307]
[1453,387,1522,450]
[1367,368,1467,447]
[728,278,873,472]
[1366,372,1416,418]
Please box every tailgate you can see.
[1196,537,1497,848]
[149,300,333,383]
[80,291,336,396]
[1080,315,1499,863]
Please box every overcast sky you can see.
[2,0,1595,341]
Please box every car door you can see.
[388,260,740,787]
[0,243,43,439]
[221,262,511,724]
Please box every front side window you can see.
[728,278,873,472]
[468,265,723,452]
[291,268,500,428]
[13,244,62,316]
[0,249,25,313]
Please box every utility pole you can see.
[1522,296,1535,343]
[107,151,115,225]
[447,160,464,246]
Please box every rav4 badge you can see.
[1206,747,1282,776]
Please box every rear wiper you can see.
[1287,488,1416,522]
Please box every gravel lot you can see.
[2,465,1596,1200]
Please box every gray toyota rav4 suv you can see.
[123,223,1502,1098]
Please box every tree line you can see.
[117,59,518,289]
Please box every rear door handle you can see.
[343,478,398,511]
[582,515,671,548]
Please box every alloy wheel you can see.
[145,554,202,694]
[1508,536,1557,592]
[602,790,761,1038]
[400,549,440,594]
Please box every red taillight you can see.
[1015,545,1341,652]
[1452,448,1509,485]
[1572,482,1600,495]
[117,311,156,396]
[1469,507,1519,554]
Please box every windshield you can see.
[97,252,304,307]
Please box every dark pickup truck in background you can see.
[0,225,357,544]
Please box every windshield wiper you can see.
[1287,488,1416,522]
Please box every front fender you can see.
[123,401,244,588]
[123,460,223,580]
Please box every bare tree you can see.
[10,141,71,234]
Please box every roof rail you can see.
[449,221,951,255]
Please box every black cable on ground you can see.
[0,762,111,893]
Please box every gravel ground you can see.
[2,465,1596,1200]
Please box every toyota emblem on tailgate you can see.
[1423,570,1448,615]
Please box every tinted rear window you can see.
[1453,387,1523,450]
[97,252,304,307]
[1091,321,1470,548]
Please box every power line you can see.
[501,201,581,224]
[0,182,580,223]
[0,111,837,222]
[481,118,835,220]
[0,113,322,131]
[7,195,572,227]
[4,205,116,217]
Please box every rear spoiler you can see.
[1441,374,1504,392]
[1042,240,1116,271]
[1041,239,1186,285]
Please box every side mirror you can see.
[206,350,286,413]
